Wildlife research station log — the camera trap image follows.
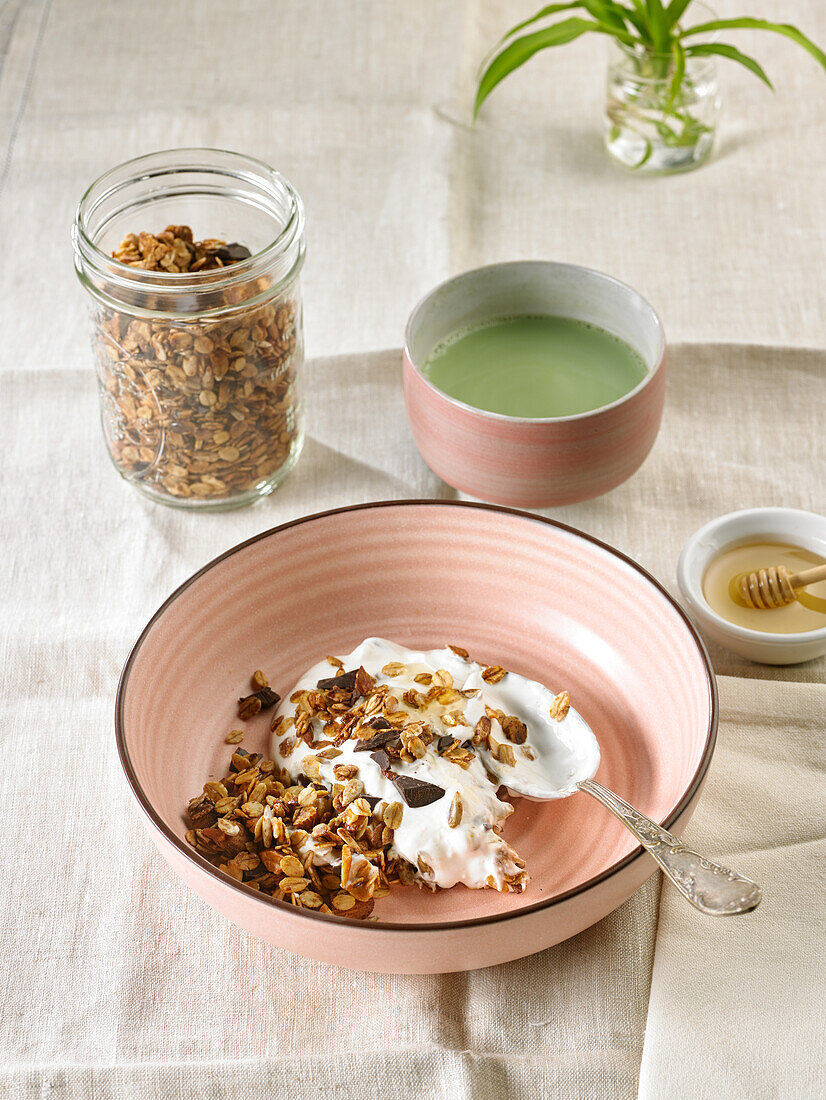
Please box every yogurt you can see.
[270,638,600,891]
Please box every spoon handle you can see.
[577,778,762,916]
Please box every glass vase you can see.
[605,41,721,173]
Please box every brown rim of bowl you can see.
[116,499,718,934]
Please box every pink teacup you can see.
[403,261,666,508]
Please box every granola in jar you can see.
[74,151,306,509]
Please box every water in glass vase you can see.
[422,315,647,419]
[605,43,721,173]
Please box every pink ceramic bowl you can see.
[403,262,666,507]
[117,501,715,973]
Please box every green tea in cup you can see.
[422,314,647,419]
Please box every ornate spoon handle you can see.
[577,778,762,915]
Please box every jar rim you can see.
[72,147,305,311]
[613,37,719,81]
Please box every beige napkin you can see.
[639,677,826,1099]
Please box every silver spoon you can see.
[484,724,762,917]
[574,777,762,916]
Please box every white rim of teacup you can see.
[403,260,666,424]
[677,507,826,645]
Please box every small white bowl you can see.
[677,508,826,665]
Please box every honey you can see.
[703,540,826,634]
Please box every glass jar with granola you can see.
[73,149,305,509]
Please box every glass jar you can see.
[605,41,721,173]
[73,149,306,510]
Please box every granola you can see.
[94,225,302,505]
[186,677,415,919]
[267,640,547,896]
[185,641,601,920]
[186,744,391,920]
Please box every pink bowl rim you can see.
[403,260,666,424]
[115,500,717,935]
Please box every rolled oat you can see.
[94,225,302,506]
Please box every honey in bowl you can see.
[703,541,826,634]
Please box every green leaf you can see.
[635,138,654,166]
[581,1,628,34]
[665,0,692,29]
[494,3,584,47]
[681,18,826,72]
[500,1,638,46]
[645,0,671,52]
[665,39,685,108]
[685,42,774,88]
[618,4,653,41]
[474,17,597,118]
[577,3,639,44]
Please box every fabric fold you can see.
[638,676,826,1100]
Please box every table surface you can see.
[1,2,824,1098]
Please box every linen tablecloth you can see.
[1,1,824,1097]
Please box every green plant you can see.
[474,2,826,136]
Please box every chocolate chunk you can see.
[369,749,402,780]
[391,774,446,808]
[237,686,280,717]
[363,795,382,810]
[364,717,392,730]
[316,665,374,696]
[215,242,252,263]
[460,739,476,751]
[317,668,358,691]
[437,735,455,752]
[253,686,280,709]
[369,749,393,774]
[354,726,400,752]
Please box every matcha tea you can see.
[422,314,647,418]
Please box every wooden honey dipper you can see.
[735,563,826,609]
